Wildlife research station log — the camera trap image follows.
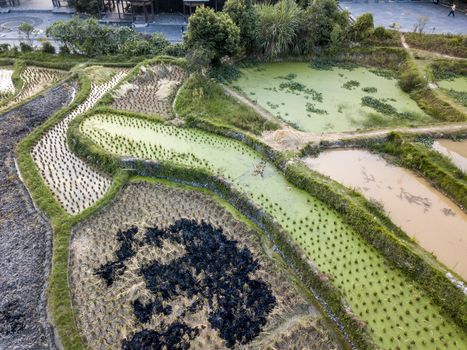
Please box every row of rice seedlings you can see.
[81,113,467,350]
[70,182,327,349]
[32,69,128,215]
[6,66,67,108]
[0,68,15,99]
[112,65,187,118]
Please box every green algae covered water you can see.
[230,62,431,133]
[82,114,467,350]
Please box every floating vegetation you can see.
[342,80,360,90]
[306,102,328,115]
[362,86,378,93]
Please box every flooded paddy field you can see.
[81,113,467,349]
[303,149,467,280]
[432,139,467,173]
[70,181,339,350]
[230,62,431,133]
[437,77,467,108]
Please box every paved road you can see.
[342,2,467,34]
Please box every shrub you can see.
[19,42,33,53]
[41,41,56,54]
[351,13,374,42]
[223,0,258,53]
[46,17,138,57]
[185,6,240,65]
[399,60,425,93]
[59,45,70,55]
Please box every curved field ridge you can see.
[32,71,127,215]
[111,64,187,118]
[81,113,467,350]
[70,182,336,349]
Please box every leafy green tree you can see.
[18,22,35,46]
[256,0,301,59]
[46,17,138,57]
[185,6,240,65]
[296,0,350,51]
[223,0,258,53]
[351,12,374,42]
[68,0,99,15]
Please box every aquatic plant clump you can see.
[111,64,187,118]
[32,69,127,214]
[81,113,467,349]
[70,182,333,349]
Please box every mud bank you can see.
[303,149,467,280]
[0,82,75,350]
[432,139,467,173]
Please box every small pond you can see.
[303,149,467,280]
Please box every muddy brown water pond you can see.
[432,139,467,173]
[303,149,467,280]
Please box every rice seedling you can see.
[81,113,467,349]
[32,68,128,215]
[111,64,187,118]
[70,181,336,349]
[0,67,15,99]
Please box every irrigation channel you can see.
[81,113,467,350]
[0,81,75,350]
[303,149,467,280]
[432,139,467,173]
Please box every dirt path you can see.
[0,82,75,350]
[261,122,467,151]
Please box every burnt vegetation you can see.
[95,219,276,349]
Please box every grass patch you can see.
[175,73,278,134]
[404,33,467,58]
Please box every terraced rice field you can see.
[432,139,467,172]
[4,66,67,109]
[230,62,431,133]
[303,149,467,280]
[70,181,338,350]
[81,113,467,350]
[32,69,127,215]
[111,64,187,118]
[437,77,467,108]
[0,67,14,99]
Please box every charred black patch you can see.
[95,226,139,286]
[122,322,199,350]
[96,219,276,349]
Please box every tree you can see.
[351,12,374,42]
[18,23,35,46]
[68,0,99,15]
[256,0,301,59]
[46,17,138,57]
[185,6,240,65]
[223,0,258,53]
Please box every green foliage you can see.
[19,42,33,53]
[67,0,99,15]
[186,47,214,73]
[431,60,467,80]
[404,32,467,58]
[445,89,467,107]
[41,41,56,54]
[255,0,301,58]
[351,12,374,42]
[398,60,425,93]
[46,17,139,57]
[175,74,277,134]
[342,80,360,90]
[223,0,258,53]
[361,96,398,116]
[362,86,377,93]
[121,33,170,57]
[18,22,35,45]
[185,6,240,65]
